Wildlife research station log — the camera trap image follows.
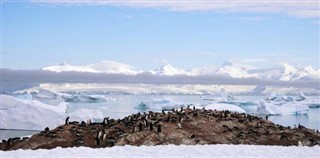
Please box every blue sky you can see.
[1,1,319,70]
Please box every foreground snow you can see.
[1,144,319,158]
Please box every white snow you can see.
[1,144,319,158]
[42,60,137,74]
[42,60,320,82]
[150,64,191,76]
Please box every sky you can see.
[1,0,319,70]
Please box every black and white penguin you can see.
[144,119,148,126]
[96,137,100,146]
[7,138,12,147]
[157,124,161,133]
[103,117,109,125]
[149,122,153,131]
[97,131,102,139]
[96,131,102,146]
[102,133,107,141]
[138,122,143,131]
[45,127,49,132]
[162,110,165,115]
[87,119,91,125]
[132,126,135,133]
[265,115,269,120]
[65,116,70,125]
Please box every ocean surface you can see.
[1,95,319,140]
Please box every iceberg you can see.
[202,88,234,102]
[257,99,309,115]
[205,103,245,113]
[62,95,112,103]
[0,95,104,130]
[0,95,66,130]
[134,102,150,111]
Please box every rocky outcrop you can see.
[1,107,320,151]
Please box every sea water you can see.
[1,95,319,140]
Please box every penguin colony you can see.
[1,106,320,151]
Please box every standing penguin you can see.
[149,122,153,131]
[65,116,70,125]
[103,117,109,125]
[157,124,162,133]
[265,115,269,120]
[138,123,143,131]
[7,138,12,147]
[96,131,102,146]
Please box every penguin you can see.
[87,119,91,125]
[102,133,107,141]
[75,139,84,145]
[162,110,165,115]
[193,106,196,111]
[149,122,153,131]
[157,124,161,133]
[103,117,109,125]
[7,138,12,147]
[97,131,102,140]
[179,117,184,124]
[132,126,135,133]
[180,107,183,112]
[65,116,70,125]
[265,115,269,120]
[138,123,143,131]
[96,137,100,146]
[45,127,49,132]
[298,141,303,146]
[144,119,148,126]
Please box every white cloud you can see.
[31,0,320,18]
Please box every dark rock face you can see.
[1,108,320,151]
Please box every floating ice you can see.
[202,88,234,102]
[134,102,150,111]
[205,103,245,113]
[257,99,309,115]
[0,95,66,130]
[0,95,104,130]
[62,95,112,103]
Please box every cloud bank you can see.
[31,0,320,18]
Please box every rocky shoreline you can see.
[1,107,320,151]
